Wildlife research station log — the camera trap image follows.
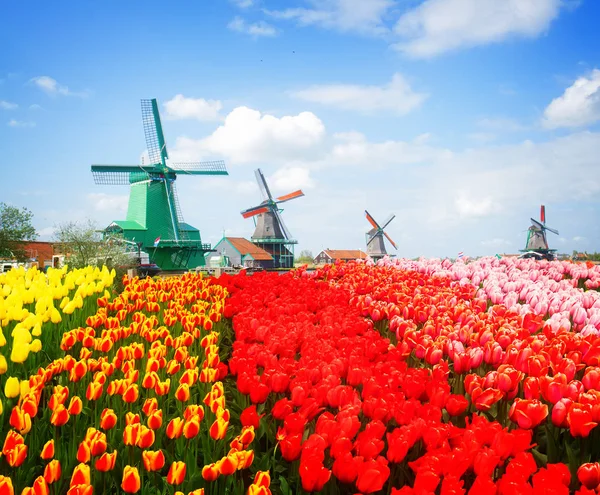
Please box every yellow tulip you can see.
[20,380,30,398]
[0,355,7,374]
[0,399,3,415]
[0,330,6,347]
[10,342,30,363]
[5,377,20,398]
[31,322,42,337]
[30,339,42,353]
[50,307,61,324]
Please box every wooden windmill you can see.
[365,210,397,261]
[241,169,304,268]
[91,99,228,270]
[521,205,559,260]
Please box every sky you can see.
[1,0,600,259]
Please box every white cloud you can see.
[573,236,586,242]
[30,76,89,97]
[228,16,277,37]
[8,119,35,128]
[265,0,393,36]
[163,94,223,122]
[467,132,497,143]
[290,73,428,114]
[37,226,56,239]
[393,0,563,58]
[231,0,254,7]
[0,100,17,110]
[171,106,326,165]
[542,69,600,128]
[29,104,43,110]
[269,167,315,192]
[455,193,501,219]
[87,193,129,213]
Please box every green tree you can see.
[53,219,133,269]
[295,249,314,264]
[0,202,38,261]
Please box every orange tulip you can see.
[32,476,49,495]
[20,393,39,417]
[40,439,55,460]
[76,442,91,463]
[85,382,103,401]
[142,398,158,416]
[183,416,201,440]
[147,410,163,430]
[167,461,186,485]
[121,465,141,493]
[166,417,184,439]
[44,460,62,484]
[155,379,171,396]
[189,490,205,495]
[253,471,271,488]
[66,485,93,495]
[136,426,155,449]
[123,383,139,403]
[142,449,165,472]
[209,417,228,440]
[100,409,117,430]
[218,454,239,476]
[0,476,13,495]
[123,424,140,446]
[202,463,220,482]
[125,412,141,425]
[95,451,117,472]
[184,404,205,421]
[50,404,70,427]
[67,396,83,415]
[175,383,190,402]
[141,372,158,390]
[70,463,90,487]
[6,443,28,467]
[9,406,32,435]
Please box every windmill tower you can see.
[365,210,397,261]
[521,205,559,260]
[91,99,228,270]
[241,169,304,269]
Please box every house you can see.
[206,237,274,269]
[313,249,368,265]
[22,241,54,269]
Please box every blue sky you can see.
[1,0,599,258]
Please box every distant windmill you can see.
[91,99,228,270]
[521,205,559,260]
[365,210,397,261]
[241,169,304,268]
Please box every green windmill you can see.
[91,99,228,271]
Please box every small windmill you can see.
[241,169,304,268]
[365,210,397,261]
[91,99,228,270]
[521,205,559,260]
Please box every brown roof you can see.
[226,238,273,261]
[321,249,368,261]
[22,242,54,260]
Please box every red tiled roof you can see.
[321,250,368,261]
[22,242,54,260]
[226,238,273,261]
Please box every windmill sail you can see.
[365,210,397,259]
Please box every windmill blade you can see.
[366,233,378,246]
[91,165,161,185]
[141,99,168,166]
[168,160,228,176]
[273,208,292,240]
[276,190,304,203]
[384,231,398,250]
[365,210,381,230]
[545,226,559,235]
[241,205,269,219]
[540,205,546,224]
[530,218,544,229]
[381,214,396,230]
[255,169,273,201]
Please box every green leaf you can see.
[279,476,292,495]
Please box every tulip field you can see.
[2,258,600,494]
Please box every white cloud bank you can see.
[290,73,428,114]
[543,69,600,128]
[163,94,223,122]
[0,100,17,110]
[30,76,89,97]
[228,16,277,37]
